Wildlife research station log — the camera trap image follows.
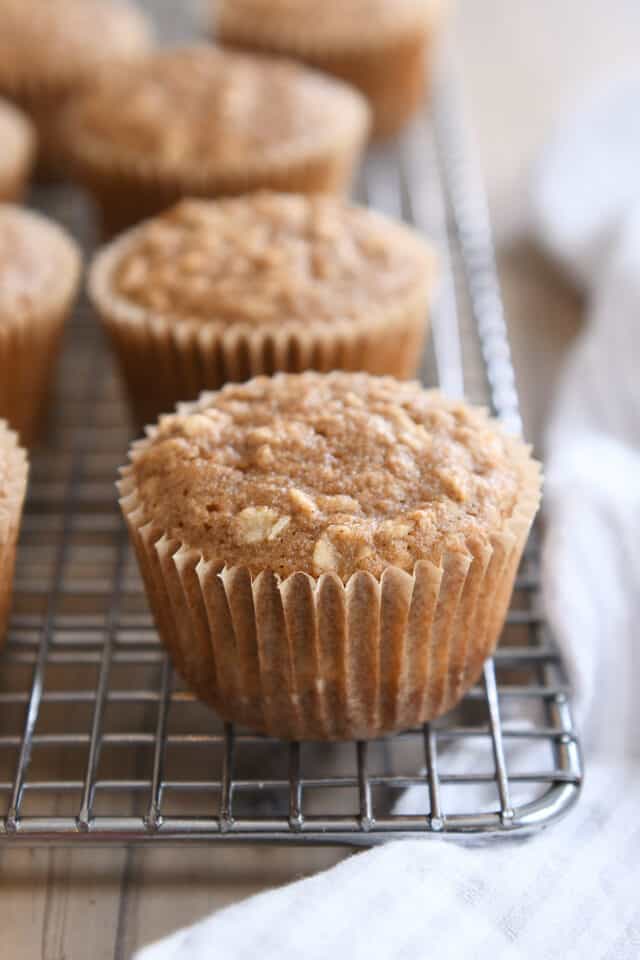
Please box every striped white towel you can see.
[137,78,640,960]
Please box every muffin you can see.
[0,420,28,649]
[0,98,36,202]
[215,0,445,139]
[89,192,436,427]
[0,205,81,444]
[0,0,152,175]
[58,46,370,236]
[119,372,541,740]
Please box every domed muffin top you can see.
[60,47,369,176]
[96,193,435,327]
[127,372,539,580]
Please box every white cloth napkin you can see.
[136,82,640,960]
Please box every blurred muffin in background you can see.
[0,98,35,202]
[0,205,81,445]
[0,0,153,176]
[0,419,28,649]
[88,192,436,426]
[214,0,446,139]
[59,46,370,236]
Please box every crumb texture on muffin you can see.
[61,47,369,176]
[129,372,534,580]
[106,194,434,326]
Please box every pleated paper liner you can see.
[0,420,28,648]
[119,430,540,741]
[215,0,446,139]
[89,235,434,429]
[0,212,81,445]
[58,79,370,236]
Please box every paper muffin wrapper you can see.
[60,94,370,236]
[119,447,540,740]
[0,243,81,446]
[0,421,28,649]
[216,2,446,139]
[89,236,435,428]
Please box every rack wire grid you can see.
[0,63,582,846]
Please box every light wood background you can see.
[2,1,639,957]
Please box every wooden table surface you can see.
[2,1,639,957]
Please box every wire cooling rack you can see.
[0,61,582,844]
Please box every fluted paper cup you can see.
[119,437,540,740]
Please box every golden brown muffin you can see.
[0,419,28,648]
[0,98,36,202]
[0,0,152,175]
[120,372,541,740]
[0,205,81,444]
[89,193,436,426]
[58,46,370,236]
[215,0,445,139]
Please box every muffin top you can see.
[95,193,435,328]
[128,372,538,580]
[0,0,152,91]
[216,0,442,48]
[0,99,34,179]
[60,47,369,178]
[0,205,81,324]
[0,419,28,543]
